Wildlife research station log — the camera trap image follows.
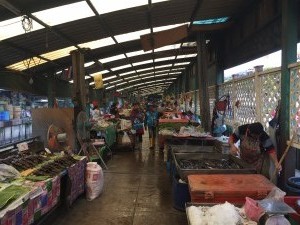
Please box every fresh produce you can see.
[0,185,30,210]
[33,155,78,176]
[25,175,50,181]
[1,155,48,172]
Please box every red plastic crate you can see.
[188,174,276,204]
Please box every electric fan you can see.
[47,124,68,152]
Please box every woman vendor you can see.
[228,122,282,178]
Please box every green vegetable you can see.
[0,185,30,210]
[25,175,50,182]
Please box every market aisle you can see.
[50,134,188,225]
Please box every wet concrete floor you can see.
[51,135,188,225]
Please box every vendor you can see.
[90,101,101,120]
[228,122,282,178]
[110,102,119,118]
[157,103,165,117]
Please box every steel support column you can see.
[197,33,210,131]
[279,0,298,188]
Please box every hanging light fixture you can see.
[93,73,103,89]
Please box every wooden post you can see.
[71,50,86,111]
[254,72,262,123]
[197,33,210,131]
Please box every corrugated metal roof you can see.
[0,0,257,94]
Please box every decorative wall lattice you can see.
[235,77,256,125]
[212,68,281,132]
[260,70,281,129]
[290,64,300,139]
[219,82,234,125]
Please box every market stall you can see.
[90,120,117,158]
[0,152,86,225]
[158,119,189,150]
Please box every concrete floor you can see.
[51,135,188,225]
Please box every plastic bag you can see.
[244,197,265,222]
[0,164,20,182]
[265,215,291,225]
[85,162,104,201]
[265,187,286,201]
[121,132,131,144]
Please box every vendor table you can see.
[0,157,87,225]
[90,124,117,157]
[157,119,190,150]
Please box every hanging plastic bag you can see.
[85,162,104,201]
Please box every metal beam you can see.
[0,0,63,70]
[167,0,204,83]
[2,40,60,67]
[1,0,116,80]
[147,0,159,88]
[85,0,139,83]
[0,0,21,15]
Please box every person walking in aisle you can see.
[130,102,145,144]
[144,104,159,149]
